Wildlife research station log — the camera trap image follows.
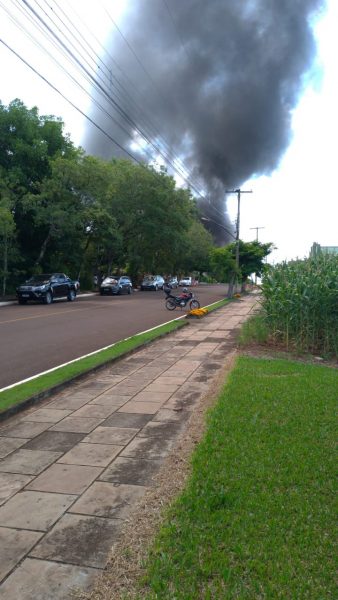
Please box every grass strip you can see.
[0,319,186,414]
[140,357,336,599]
[204,297,231,312]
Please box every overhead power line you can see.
[20,0,207,196]
[1,0,211,201]
[0,37,143,163]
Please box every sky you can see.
[0,0,337,264]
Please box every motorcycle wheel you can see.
[189,299,200,310]
[165,299,176,311]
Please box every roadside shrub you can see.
[261,256,338,357]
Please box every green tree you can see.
[0,204,16,296]
[181,221,213,276]
[210,240,273,294]
[0,100,77,276]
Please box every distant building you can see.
[310,243,338,257]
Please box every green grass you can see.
[0,319,187,414]
[204,298,231,312]
[238,312,269,346]
[139,357,336,599]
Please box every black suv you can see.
[16,273,77,305]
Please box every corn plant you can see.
[260,256,338,357]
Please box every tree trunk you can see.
[35,227,52,268]
[77,235,92,280]
[227,273,235,298]
[2,232,8,297]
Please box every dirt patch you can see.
[75,351,237,600]
[241,344,338,368]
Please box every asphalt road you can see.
[0,285,229,389]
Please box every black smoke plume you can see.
[83,0,324,242]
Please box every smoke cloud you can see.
[83,0,324,241]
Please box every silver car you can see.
[140,275,165,291]
[100,275,132,295]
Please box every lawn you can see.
[139,356,336,599]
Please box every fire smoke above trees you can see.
[83,0,325,242]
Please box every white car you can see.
[179,276,192,286]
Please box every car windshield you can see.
[144,276,155,281]
[26,274,51,283]
[102,276,118,284]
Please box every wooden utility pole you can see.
[250,226,265,241]
[225,189,252,295]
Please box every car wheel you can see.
[128,287,131,294]
[18,298,27,305]
[43,291,53,305]
[155,284,158,291]
[166,299,176,311]
[67,289,76,302]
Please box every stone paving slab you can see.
[120,436,176,459]
[71,404,118,419]
[0,437,29,459]
[30,513,122,568]
[22,431,85,452]
[0,528,42,582]
[57,442,123,467]
[99,456,164,486]
[88,394,132,407]
[102,412,153,428]
[21,408,72,423]
[0,449,62,475]
[0,294,258,597]
[118,400,164,414]
[0,472,33,505]
[49,416,104,433]
[69,481,147,519]
[0,558,99,600]
[0,491,76,531]
[0,421,51,439]
[82,426,139,445]
[26,464,103,494]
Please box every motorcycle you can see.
[164,285,200,311]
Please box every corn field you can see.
[260,256,338,357]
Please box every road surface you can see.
[0,285,229,388]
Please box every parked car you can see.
[100,275,132,295]
[166,276,178,289]
[179,276,192,286]
[140,275,165,291]
[16,273,77,305]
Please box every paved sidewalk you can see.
[0,295,257,599]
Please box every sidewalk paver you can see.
[0,294,258,598]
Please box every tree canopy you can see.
[0,100,207,293]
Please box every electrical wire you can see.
[0,37,143,163]
[1,0,211,202]
[21,0,207,196]
[47,0,207,193]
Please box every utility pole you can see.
[250,226,265,241]
[225,189,252,295]
[250,227,265,284]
